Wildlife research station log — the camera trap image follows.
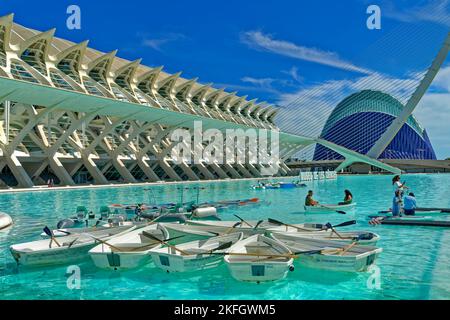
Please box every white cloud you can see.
[240,31,373,74]
[241,76,276,88]
[384,0,450,27]
[282,66,303,82]
[141,33,186,51]
[432,65,450,92]
[275,72,422,138]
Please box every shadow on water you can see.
[289,265,359,285]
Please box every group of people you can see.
[392,175,417,216]
[305,189,353,207]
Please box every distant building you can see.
[314,90,437,161]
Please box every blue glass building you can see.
[314,90,437,160]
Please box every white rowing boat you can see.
[10,225,135,267]
[224,234,294,283]
[269,229,380,246]
[89,224,169,270]
[162,223,221,242]
[40,221,146,238]
[0,212,13,232]
[149,232,243,273]
[304,203,356,213]
[186,220,325,236]
[271,233,382,272]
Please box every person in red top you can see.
[305,190,319,206]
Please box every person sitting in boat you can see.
[135,203,143,217]
[403,193,417,216]
[305,190,319,206]
[392,190,403,217]
[392,175,408,197]
[338,189,353,205]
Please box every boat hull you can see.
[226,261,293,283]
[90,250,152,270]
[150,252,223,273]
[270,230,380,246]
[10,243,95,267]
[297,250,381,272]
[0,213,13,232]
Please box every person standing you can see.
[392,190,403,217]
[403,193,417,216]
[392,175,408,196]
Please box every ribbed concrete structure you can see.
[0,14,400,188]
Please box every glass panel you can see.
[10,62,39,83]
[50,70,74,91]
[21,39,48,76]
[111,85,130,102]
[82,77,105,97]
[57,52,81,83]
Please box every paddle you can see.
[127,235,186,252]
[223,222,242,234]
[250,249,322,262]
[233,214,253,228]
[83,233,124,252]
[142,231,190,256]
[43,226,61,248]
[211,252,299,259]
[268,218,319,232]
[324,223,344,239]
[253,220,264,229]
[309,220,356,230]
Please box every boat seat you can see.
[245,241,272,255]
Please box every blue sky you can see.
[1,0,449,158]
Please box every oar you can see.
[43,226,61,248]
[202,241,233,255]
[253,220,264,229]
[233,214,253,228]
[268,218,318,232]
[324,223,344,239]
[250,249,322,262]
[309,220,356,231]
[142,231,190,256]
[211,252,299,259]
[223,222,242,234]
[128,235,186,252]
[83,233,124,252]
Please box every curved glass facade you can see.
[314,90,437,160]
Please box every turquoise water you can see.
[1,174,450,300]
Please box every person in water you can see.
[403,192,417,216]
[339,189,353,205]
[392,190,403,217]
[305,190,319,206]
[392,175,408,196]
